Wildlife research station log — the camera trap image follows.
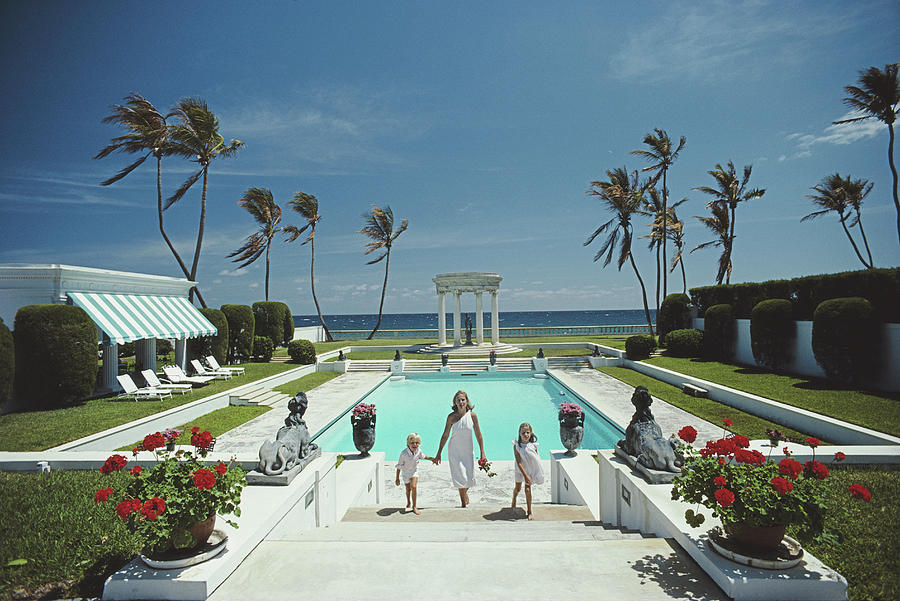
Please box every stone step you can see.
[229,386,291,406]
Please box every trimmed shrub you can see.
[625,334,656,360]
[657,293,692,344]
[288,339,316,364]
[221,304,255,363]
[750,299,795,371]
[0,317,13,406]
[278,302,294,347]
[188,308,229,365]
[253,302,286,348]
[156,339,173,356]
[14,305,97,408]
[665,329,703,357]
[252,336,274,362]
[812,297,879,384]
[702,303,736,361]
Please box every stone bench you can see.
[681,382,708,397]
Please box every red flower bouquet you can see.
[477,457,496,478]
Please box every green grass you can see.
[599,366,819,441]
[272,371,340,395]
[645,356,900,437]
[0,362,296,452]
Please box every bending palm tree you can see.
[166,98,244,307]
[691,201,732,285]
[632,129,686,300]
[803,174,874,269]
[284,192,333,342]
[95,93,205,306]
[227,188,283,300]
[666,212,688,294]
[834,64,899,245]
[694,162,765,284]
[585,167,655,336]
[359,205,408,340]
[640,187,664,315]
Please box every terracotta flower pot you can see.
[188,514,217,547]
[724,522,787,551]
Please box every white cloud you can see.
[218,268,248,277]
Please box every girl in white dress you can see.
[435,390,486,508]
[512,422,544,520]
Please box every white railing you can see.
[328,324,652,340]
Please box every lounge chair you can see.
[205,355,245,376]
[116,374,172,401]
[141,369,192,395]
[190,359,233,380]
[163,365,215,385]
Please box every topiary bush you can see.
[278,302,294,347]
[252,336,274,362]
[0,317,14,406]
[252,302,286,348]
[702,303,736,361]
[750,299,795,372]
[221,304,255,363]
[665,329,703,357]
[14,305,98,408]
[189,308,229,365]
[287,339,316,364]
[657,293,692,344]
[812,297,880,384]
[625,334,656,360]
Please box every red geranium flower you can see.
[714,488,735,507]
[783,446,792,456]
[713,476,727,488]
[142,497,166,518]
[804,460,829,480]
[129,465,143,476]
[731,434,750,449]
[734,449,766,465]
[214,462,228,476]
[94,487,114,503]
[191,430,213,449]
[191,426,200,434]
[131,447,140,457]
[848,484,872,501]
[677,426,697,443]
[779,457,803,480]
[806,437,821,448]
[142,432,166,452]
[770,476,794,495]
[115,498,142,520]
[722,418,733,427]
[718,457,726,465]
[833,452,846,462]
[192,468,217,490]
[100,454,127,474]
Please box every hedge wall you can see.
[278,302,294,347]
[253,302,286,347]
[657,293,692,344]
[750,299,795,371]
[189,308,229,365]
[221,304,255,363]
[702,303,736,361]
[14,304,98,408]
[252,336,274,362]
[812,297,879,384]
[0,317,13,406]
[690,267,900,322]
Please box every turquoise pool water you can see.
[311,372,625,460]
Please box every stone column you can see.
[101,343,118,391]
[438,292,447,346]
[453,292,462,346]
[475,292,484,344]
[175,339,188,371]
[135,338,156,374]
[491,291,500,345]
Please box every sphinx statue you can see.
[616,385,682,474]
[256,392,321,479]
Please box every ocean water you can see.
[293,309,656,331]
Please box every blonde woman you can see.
[435,390,487,508]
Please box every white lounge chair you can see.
[116,374,172,401]
[191,359,233,380]
[205,355,245,376]
[141,369,192,395]
[163,365,215,385]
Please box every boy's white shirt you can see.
[396,446,425,472]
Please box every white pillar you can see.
[453,292,462,346]
[175,339,188,371]
[438,292,447,346]
[135,338,156,374]
[491,291,500,345]
[101,343,118,391]
[475,292,484,344]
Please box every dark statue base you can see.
[246,447,322,486]
[614,446,678,484]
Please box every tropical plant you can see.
[803,173,874,269]
[643,191,688,311]
[165,98,244,307]
[95,94,204,305]
[359,205,408,340]
[691,200,732,285]
[227,188,283,300]
[693,162,766,284]
[284,192,332,342]
[834,63,899,245]
[632,129,686,301]
[585,167,655,335]
[666,208,688,294]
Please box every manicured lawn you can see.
[0,362,296,452]
[272,371,340,396]
[645,356,900,438]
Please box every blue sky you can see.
[1,1,898,315]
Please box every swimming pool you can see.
[311,372,625,460]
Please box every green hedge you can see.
[253,302,286,348]
[625,334,656,360]
[702,303,736,361]
[690,267,900,322]
[188,308,228,365]
[287,339,316,364]
[750,299,795,371]
[13,305,97,408]
[812,297,879,384]
[657,293,692,344]
[665,328,703,357]
[0,317,13,406]
[252,336,274,362]
[221,304,255,363]
[278,302,294,347]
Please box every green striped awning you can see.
[67,292,217,345]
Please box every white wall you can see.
[292,326,325,342]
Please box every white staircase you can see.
[228,385,292,407]
[547,356,593,369]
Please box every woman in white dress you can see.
[435,390,486,508]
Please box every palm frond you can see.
[100,153,150,186]
[164,169,203,209]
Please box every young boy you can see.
[395,432,436,514]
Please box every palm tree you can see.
[165,98,244,307]
[359,205,408,340]
[691,201,732,285]
[641,188,688,313]
[632,129,686,300]
[694,162,765,284]
[803,173,874,269]
[834,64,899,245]
[666,211,688,294]
[95,93,206,306]
[284,192,333,342]
[585,167,655,336]
[227,188,283,300]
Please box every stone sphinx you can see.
[252,392,322,484]
[615,385,683,482]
